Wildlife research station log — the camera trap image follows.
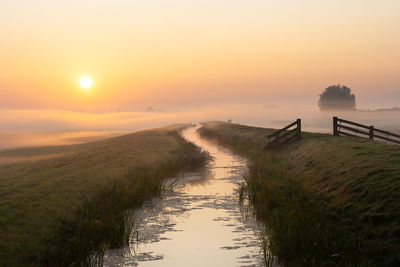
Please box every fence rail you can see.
[333,117,400,145]
[267,119,301,148]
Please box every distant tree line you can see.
[318,85,356,110]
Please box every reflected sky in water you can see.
[103,126,270,267]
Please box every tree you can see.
[318,85,356,110]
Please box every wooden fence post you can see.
[297,118,301,139]
[369,126,374,140]
[333,117,338,136]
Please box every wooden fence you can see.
[333,117,400,145]
[267,119,302,148]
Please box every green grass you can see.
[0,125,209,266]
[199,121,400,266]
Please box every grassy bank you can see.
[199,122,400,266]
[0,125,209,266]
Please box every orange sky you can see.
[1,0,399,111]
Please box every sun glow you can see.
[79,76,93,90]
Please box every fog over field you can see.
[1,1,399,151]
[1,104,399,150]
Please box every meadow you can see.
[199,121,400,266]
[0,125,209,266]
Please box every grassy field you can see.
[0,125,209,266]
[199,121,400,266]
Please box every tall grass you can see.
[199,122,400,266]
[245,153,372,266]
[41,170,163,266]
[0,126,210,266]
[40,131,210,267]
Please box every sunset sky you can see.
[1,0,399,111]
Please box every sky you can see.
[1,0,400,112]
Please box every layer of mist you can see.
[1,105,399,150]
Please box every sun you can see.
[79,76,93,90]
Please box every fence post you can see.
[333,117,338,136]
[297,119,301,139]
[369,126,374,140]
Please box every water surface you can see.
[104,126,266,266]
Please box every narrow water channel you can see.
[104,126,266,266]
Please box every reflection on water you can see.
[103,126,267,266]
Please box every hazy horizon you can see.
[1,0,399,149]
[1,0,399,112]
[1,104,399,150]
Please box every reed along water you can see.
[104,126,268,266]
